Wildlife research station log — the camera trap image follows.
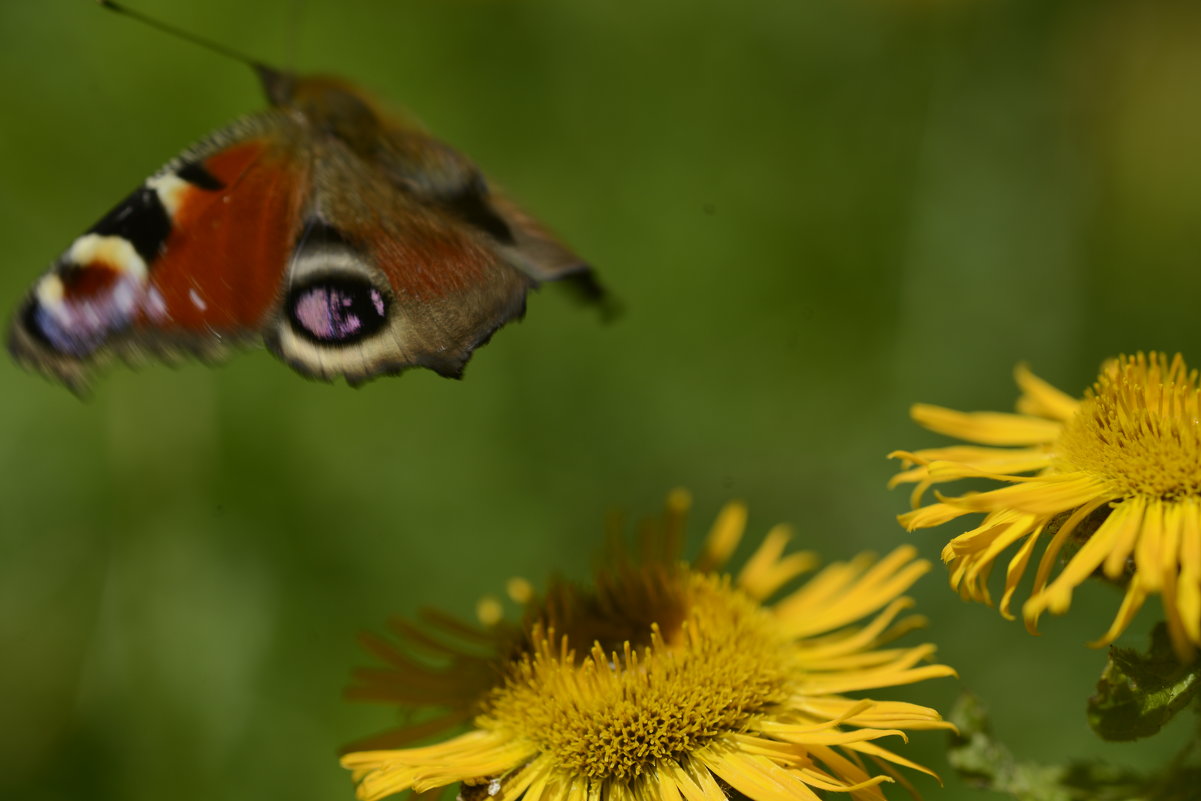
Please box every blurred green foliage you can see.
[3,0,1201,799]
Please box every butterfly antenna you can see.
[96,0,270,73]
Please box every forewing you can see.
[8,112,309,392]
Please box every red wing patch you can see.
[62,261,122,299]
[357,212,533,364]
[136,140,308,334]
[366,223,494,300]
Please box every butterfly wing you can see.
[8,112,310,392]
[10,71,604,392]
[263,74,600,385]
[265,131,536,384]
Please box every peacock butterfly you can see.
[9,1,605,394]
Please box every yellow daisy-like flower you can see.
[890,352,1201,662]
[341,491,955,801]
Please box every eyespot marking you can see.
[287,276,389,345]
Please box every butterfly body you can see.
[10,65,599,391]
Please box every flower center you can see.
[1056,353,1201,500]
[479,572,791,781]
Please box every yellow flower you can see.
[890,352,1201,662]
[341,491,955,801]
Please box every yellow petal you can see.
[947,474,1106,517]
[697,747,824,801]
[737,523,818,600]
[695,501,746,572]
[790,598,915,660]
[1154,503,1194,662]
[678,755,734,801]
[1102,497,1146,579]
[999,522,1046,620]
[1134,501,1168,593]
[1031,499,1119,615]
[1088,579,1149,648]
[1179,501,1201,645]
[659,758,724,801]
[899,502,972,531]
[887,446,1052,488]
[911,403,1062,445]
[1014,363,1080,422]
[777,548,929,638]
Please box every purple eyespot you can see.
[287,278,388,345]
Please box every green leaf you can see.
[1088,624,1201,742]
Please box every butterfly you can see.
[9,3,604,394]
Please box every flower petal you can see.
[697,746,824,801]
[887,446,1052,488]
[1088,580,1149,648]
[911,403,1062,445]
[1179,501,1201,645]
[1155,502,1193,662]
[737,523,818,600]
[946,474,1106,517]
[999,520,1046,619]
[1028,499,1119,616]
[1014,363,1079,422]
[695,501,746,573]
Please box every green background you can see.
[2,0,1200,798]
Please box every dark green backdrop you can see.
[3,1,1200,799]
